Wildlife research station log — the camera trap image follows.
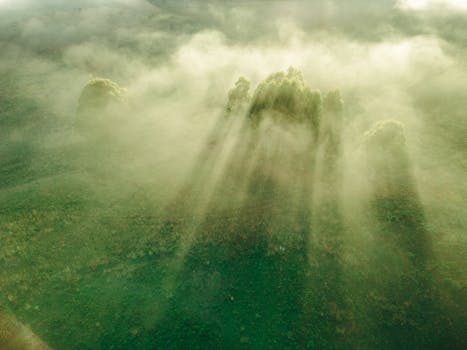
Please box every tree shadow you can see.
[365,120,438,350]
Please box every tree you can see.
[248,67,322,133]
[75,78,125,130]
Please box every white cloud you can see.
[398,0,467,11]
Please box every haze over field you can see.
[0,1,465,349]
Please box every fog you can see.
[0,1,465,349]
